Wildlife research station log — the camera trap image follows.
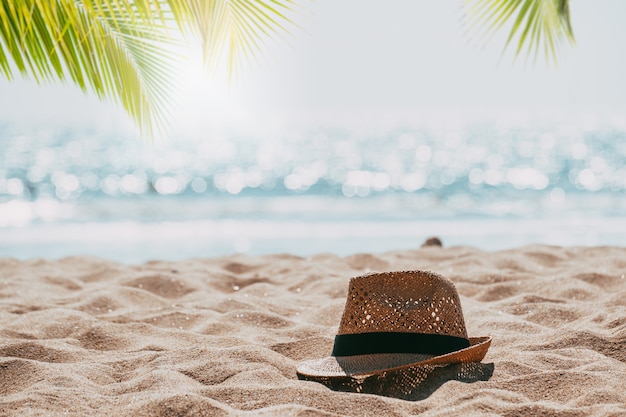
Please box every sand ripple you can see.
[1,246,625,416]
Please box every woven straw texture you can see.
[337,270,467,338]
[296,270,492,394]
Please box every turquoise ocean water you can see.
[1,121,625,263]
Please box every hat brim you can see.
[296,336,491,380]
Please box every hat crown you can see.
[337,270,468,339]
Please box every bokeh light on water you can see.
[1,121,625,261]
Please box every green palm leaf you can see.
[464,0,575,64]
[186,0,295,75]
[0,0,295,137]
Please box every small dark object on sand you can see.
[421,237,443,247]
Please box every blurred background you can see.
[1,1,625,263]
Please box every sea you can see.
[1,119,625,263]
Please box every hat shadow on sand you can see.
[301,361,495,401]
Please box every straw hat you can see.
[296,270,491,391]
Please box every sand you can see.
[1,244,625,416]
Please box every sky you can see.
[1,0,625,139]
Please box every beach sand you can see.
[1,245,625,416]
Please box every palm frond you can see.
[0,0,296,137]
[464,0,575,65]
[182,0,296,77]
